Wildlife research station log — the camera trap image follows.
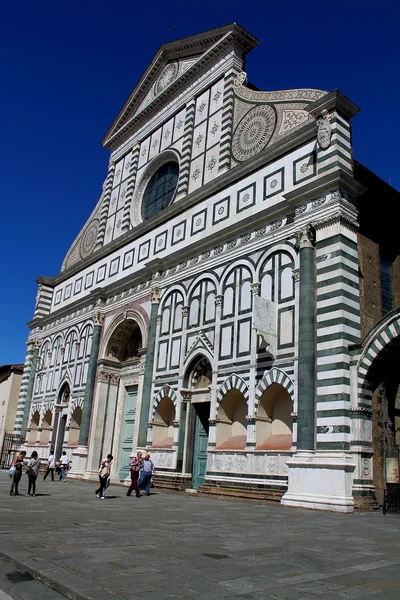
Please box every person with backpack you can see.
[9,450,26,496]
[95,454,113,499]
[138,454,155,496]
[26,451,41,496]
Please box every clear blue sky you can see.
[1,0,399,365]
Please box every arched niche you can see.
[216,389,247,450]
[152,397,175,448]
[256,383,292,450]
[28,410,40,443]
[40,409,53,445]
[105,320,143,363]
[68,406,82,447]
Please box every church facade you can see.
[15,24,400,512]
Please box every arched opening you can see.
[40,409,53,446]
[68,406,82,447]
[106,320,143,363]
[362,333,400,506]
[216,389,247,450]
[256,383,292,450]
[28,411,40,444]
[152,397,175,448]
[59,382,71,406]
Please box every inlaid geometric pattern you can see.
[152,385,178,419]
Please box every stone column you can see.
[296,225,316,451]
[20,338,41,441]
[70,311,103,477]
[137,284,161,448]
[177,306,189,473]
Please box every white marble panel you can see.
[138,138,150,168]
[113,209,124,240]
[209,80,224,115]
[113,158,124,188]
[192,122,207,159]
[203,147,219,185]
[238,320,251,354]
[158,341,168,370]
[206,109,222,149]
[161,117,174,151]
[149,129,161,161]
[170,338,181,368]
[173,108,186,142]
[188,155,204,193]
[195,89,210,126]
[104,214,115,246]
[117,180,127,212]
[109,186,119,216]
[279,308,294,346]
[122,153,132,181]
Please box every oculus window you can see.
[141,161,179,220]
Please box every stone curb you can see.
[0,545,126,600]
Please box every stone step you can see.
[198,483,285,503]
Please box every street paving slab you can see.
[0,471,400,599]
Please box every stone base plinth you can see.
[68,446,89,480]
[281,451,355,513]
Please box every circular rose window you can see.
[141,161,179,220]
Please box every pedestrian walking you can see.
[59,451,69,481]
[43,451,56,481]
[138,454,155,496]
[10,450,26,496]
[26,451,41,496]
[95,454,113,499]
[126,451,143,497]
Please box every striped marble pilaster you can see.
[121,143,140,232]
[315,233,361,451]
[34,284,53,318]
[218,71,237,173]
[95,162,116,249]
[317,112,353,177]
[176,99,195,198]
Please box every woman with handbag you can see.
[95,454,113,499]
[9,450,26,496]
[26,451,41,496]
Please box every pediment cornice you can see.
[102,23,258,150]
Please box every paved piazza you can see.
[1,471,400,600]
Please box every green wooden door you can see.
[192,413,208,489]
[118,386,137,480]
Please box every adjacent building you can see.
[15,24,400,511]
[0,364,24,464]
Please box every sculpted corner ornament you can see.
[234,71,247,87]
[317,109,332,150]
[297,225,316,250]
[93,311,104,326]
[151,284,162,304]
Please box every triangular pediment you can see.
[102,23,258,149]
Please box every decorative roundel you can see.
[232,105,276,162]
[80,219,99,259]
[154,61,179,97]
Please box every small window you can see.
[141,161,179,220]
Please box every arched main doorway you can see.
[358,312,400,507]
[182,355,212,489]
[103,318,143,480]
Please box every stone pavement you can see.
[1,471,400,600]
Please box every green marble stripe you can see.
[317,376,350,387]
[318,303,360,317]
[351,441,373,447]
[317,345,349,357]
[318,149,352,164]
[317,288,359,304]
[317,409,349,417]
[317,234,357,251]
[317,275,359,290]
[318,161,352,175]
[317,262,359,278]
[317,361,349,372]
[318,333,360,345]
[317,442,350,450]
[316,393,350,402]
[317,317,359,331]
[353,479,373,485]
